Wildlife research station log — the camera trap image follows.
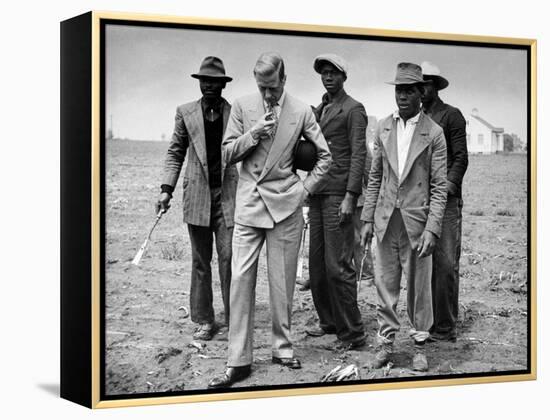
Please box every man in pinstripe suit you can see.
[157,57,238,341]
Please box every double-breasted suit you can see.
[222,92,331,366]
[162,98,238,327]
[362,111,447,344]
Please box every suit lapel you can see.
[399,112,431,183]
[320,101,343,130]
[183,100,208,177]
[259,95,297,181]
[380,118,399,178]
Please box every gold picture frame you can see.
[60,10,536,409]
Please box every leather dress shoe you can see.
[272,356,302,369]
[207,365,251,389]
[306,326,336,337]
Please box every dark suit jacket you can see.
[423,97,468,197]
[162,98,238,228]
[361,111,447,248]
[313,90,367,196]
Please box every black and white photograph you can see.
[101,17,532,399]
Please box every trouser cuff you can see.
[409,329,430,343]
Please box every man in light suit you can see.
[360,62,447,372]
[157,56,238,341]
[208,52,332,389]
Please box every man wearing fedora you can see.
[305,53,368,350]
[421,61,468,342]
[157,56,238,341]
[360,62,447,371]
[208,52,331,388]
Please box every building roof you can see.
[470,114,504,133]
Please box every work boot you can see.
[193,322,217,341]
[412,342,429,372]
[372,344,393,368]
[306,325,336,337]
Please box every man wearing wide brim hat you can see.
[191,56,233,82]
[157,56,238,342]
[360,62,448,372]
[421,61,468,343]
[305,53,369,350]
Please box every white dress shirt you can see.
[393,110,421,180]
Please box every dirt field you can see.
[104,140,529,396]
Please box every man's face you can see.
[421,80,437,105]
[320,62,345,95]
[255,71,286,106]
[395,84,423,120]
[199,77,226,100]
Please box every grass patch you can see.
[160,241,184,260]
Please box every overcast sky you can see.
[106,24,528,142]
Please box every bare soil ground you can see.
[104,140,529,395]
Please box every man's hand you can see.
[417,230,437,258]
[338,193,356,225]
[360,222,374,250]
[250,112,276,141]
[156,192,172,214]
[447,180,458,196]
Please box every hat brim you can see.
[191,73,233,82]
[313,59,346,75]
[386,80,426,86]
[423,75,448,90]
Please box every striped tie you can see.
[267,102,279,141]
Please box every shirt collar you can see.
[393,110,421,125]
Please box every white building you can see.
[466,108,504,154]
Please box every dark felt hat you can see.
[421,61,449,90]
[191,56,233,82]
[293,138,318,172]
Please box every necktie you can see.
[267,102,279,141]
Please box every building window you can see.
[478,133,484,145]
